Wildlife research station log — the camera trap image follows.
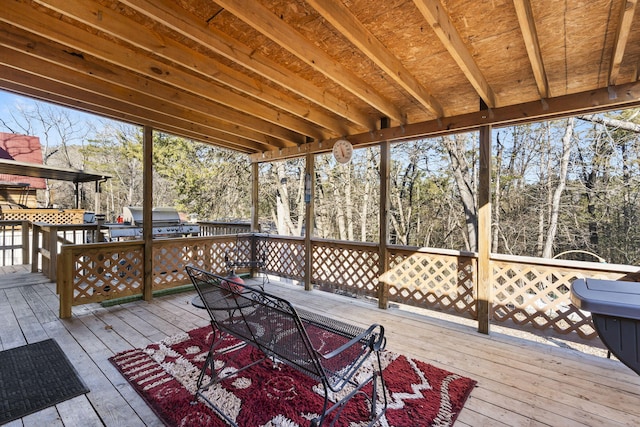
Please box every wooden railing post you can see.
[477,122,492,334]
[378,139,390,308]
[142,125,153,301]
[58,247,73,318]
[48,225,59,282]
[21,220,30,265]
[303,152,315,291]
[31,223,40,273]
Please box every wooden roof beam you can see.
[252,80,640,163]
[0,23,296,150]
[412,0,497,108]
[15,0,314,143]
[0,68,264,153]
[38,0,351,138]
[307,0,444,118]
[119,0,375,131]
[609,0,637,86]
[513,0,549,98]
[215,0,405,124]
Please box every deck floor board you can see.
[1,271,638,426]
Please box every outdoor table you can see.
[571,278,640,375]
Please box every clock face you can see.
[332,139,353,164]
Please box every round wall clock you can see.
[332,139,353,164]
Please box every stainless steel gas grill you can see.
[106,207,200,240]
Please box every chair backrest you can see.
[185,265,324,381]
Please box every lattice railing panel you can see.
[263,237,305,280]
[58,233,640,343]
[70,244,143,304]
[1,209,84,224]
[383,248,476,316]
[312,241,379,297]
[153,237,233,289]
[491,260,632,339]
[63,237,236,306]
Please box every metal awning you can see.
[0,159,110,183]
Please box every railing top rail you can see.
[491,252,640,273]
[32,223,102,229]
[388,244,478,258]
[0,220,31,226]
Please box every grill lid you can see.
[122,206,181,226]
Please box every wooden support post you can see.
[31,223,39,273]
[48,225,58,282]
[378,139,390,309]
[58,248,72,318]
[251,162,259,232]
[143,125,153,301]
[21,220,30,265]
[304,152,314,291]
[477,123,492,334]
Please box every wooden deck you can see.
[1,269,639,426]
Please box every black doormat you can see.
[0,338,89,424]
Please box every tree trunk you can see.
[443,134,477,251]
[542,118,574,258]
[492,133,503,252]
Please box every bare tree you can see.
[542,118,574,258]
[442,134,477,251]
[0,100,94,207]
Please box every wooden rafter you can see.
[119,0,375,131]
[34,0,350,139]
[307,0,444,118]
[19,0,312,145]
[0,69,261,153]
[609,0,638,86]
[0,52,268,153]
[412,0,497,108]
[215,0,406,124]
[0,24,286,151]
[0,0,637,156]
[513,0,549,98]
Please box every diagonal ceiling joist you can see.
[119,0,376,131]
[5,0,315,145]
[215,0,405,124]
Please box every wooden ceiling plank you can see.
[215,0,405,124]
[609,0,637,86]
[20,0,318,142]
[412,0,497,108]
[0,22,295,149]
[119,0,374,131]
[513,0,549,98]
[252,80,640,162]
[37,0,351,138]
[307,0,444,118]
[0,67,261,153]
[0,39,280,152]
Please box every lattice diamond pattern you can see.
[311,243,379,296]
[64,234,635,341]
[384,250,476,315]
[72,247,143,302]
[491,261,628,339]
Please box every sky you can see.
[0,89,104,124]
[0,89,121,147]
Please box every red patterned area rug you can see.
[110,326,476,427]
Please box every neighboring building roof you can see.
[0,133,46,189]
